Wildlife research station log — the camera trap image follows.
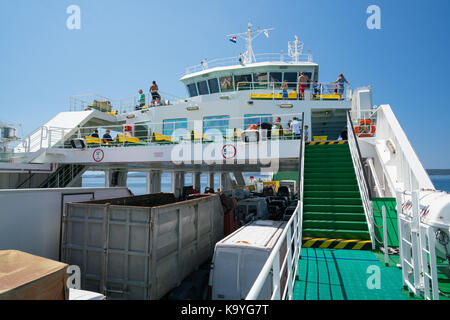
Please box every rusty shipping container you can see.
[61,193,224,300]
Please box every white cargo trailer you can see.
[209,220,287,300]
[0,187,131,260]
[61,193,224,300]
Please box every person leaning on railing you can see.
[333,73,349,97]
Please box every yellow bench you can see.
[151,132,173,144]
[183,131,213,143]
[84,136,101,145]
[250,91,298,100]
[115,134,143,145]
[313,136,328,141]
[107,110,118,115]
[314,94,341,100]
[224,128,242,141]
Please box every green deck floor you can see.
[372,198,399,247]
[292,248,407,300]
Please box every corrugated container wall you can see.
[61,193,224,300]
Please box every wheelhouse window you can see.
[187,83,198,97]
[253,73,268,89]
[244,114,273,129]
[163,118,188,138]
[284,72,298,88]
[269,72,282,89]
[208,78,220,94]
[234,74,252,91]
[197,80,209,95]
[203,115,230,137]
[219,76,234,92]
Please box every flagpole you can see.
[227,23,274,64]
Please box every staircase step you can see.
[304,178,357,185]
[305,152,351,158]
[305,161,354,169]
[304,190,361,198]
[303,220,368,231]
[304,172,356,179]
[303,211,367,222]
[302,228,371,240]
[301,237,372,250]
[303,204,365,213]
[305,185,360,192]
[304,197,363,206]
[304,167,355,174]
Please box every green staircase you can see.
[302,142,371,248]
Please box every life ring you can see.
[354,119,376,137]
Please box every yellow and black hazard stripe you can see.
[306,141,348,146]
[302,237,372,250]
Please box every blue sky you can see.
[0,0,449,168]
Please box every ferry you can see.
[0,23,449,301]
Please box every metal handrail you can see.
[185,52,313,74]
[347,111,375,248]
[246,112,305,300]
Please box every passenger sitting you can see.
[247,123,259,131]
[91,129,99,138]
[102,129,113,144]
[136,89,145,110]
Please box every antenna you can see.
[227,22,274,64]
[288,35,304,63]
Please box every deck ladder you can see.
[397,190,440,300]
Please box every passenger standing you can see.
[303,125,309,142]
[333,73,349,96]
[291,117,302,139]
[281,80,289,100]
[150,81,161,106]
[298,72,312,100]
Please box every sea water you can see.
[81,172,273,195]
[82,172,450,195]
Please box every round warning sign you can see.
[92,149,104,162]
[221,144,236,159]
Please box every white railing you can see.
[15,126,73,153]
[237,81,351,101]
[246,113,305,300]
[49,112,306,149]
[366,158,384,197]
[185,52,313,75]
[373,105,434,191]
[69,93,173,114]
[397,190,440,299]
[245,200,303,300]
[347,111,376,249]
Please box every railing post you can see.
[272,252,281,300]
[396,190,404,268]
[382,206,389,266]
[427,227,439,300]
[286,224,293,300]
[411,190,422,291]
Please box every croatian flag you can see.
[229,36,237,43]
